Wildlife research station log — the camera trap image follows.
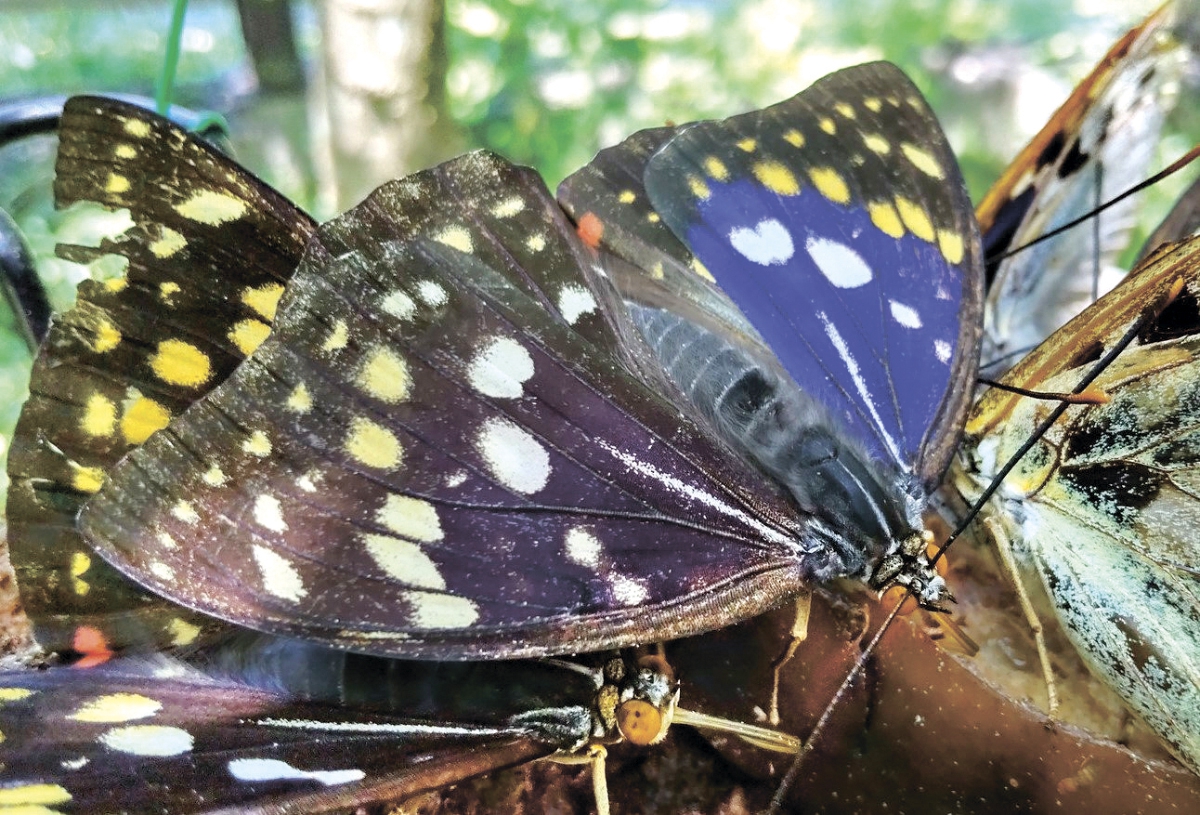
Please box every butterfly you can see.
[1,96,802,814]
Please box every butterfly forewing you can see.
[642,62,983,488]
[79,151,816,659]
[5,96,316,653]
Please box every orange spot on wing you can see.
[577,212,604,249]
[72,625,115,667]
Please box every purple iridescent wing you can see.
[78,151,815,659]
[643,62,984,489]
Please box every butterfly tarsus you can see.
[976,377,1110,405]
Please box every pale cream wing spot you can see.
[243,429,273,457]
[416,280,448,306]
[490,195,526,218]
[565,526,603,568]
[345,417,404,470]
[70,693,162,723]
[322,318,350,353]
[149,227,187,258]
[98,725,194,757]
[171,501,200,524]
[526,233,547,252]
[251,544,307,602]
[355,346,411,403]
[433,224,474,253]
[403,590,480,629]
[380,289,417,319]
[376,494,444,541]
[148,561,176,582]
[253,494,288,532]
[174,189,247,225]
[610,574,649,606]
[361,533,446,590]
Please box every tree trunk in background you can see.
[316,0,460,212]
[235,0,306,95]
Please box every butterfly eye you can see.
[616,699,666,745]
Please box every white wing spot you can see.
[253,494,288,532]
[228,758,364,787]
[468,336,535,399]
[729,218,794,265]
[380,290,417,320]
[252,545,307,601]
[806,236,872,288]
[99,725,193,757]
[445,470,467,488]
[149,561,176,582]
[417,280,448,307]
[557,283,598,325]
[889,300,922,328]
[476,417,551,494]
[565,526,603,568]
[610,574,649,606]
[934,339,952,363]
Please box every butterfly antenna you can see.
[988,144,1200,265]
[766,598,907,814]
[975,377,1109,405]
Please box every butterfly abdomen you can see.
[629,303,921,588]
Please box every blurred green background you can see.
[0,0,1187,510]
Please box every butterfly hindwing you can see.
[4,97,316,655]
[954,235,1200,774]
[642,62,983,489]
[78,150,817,659]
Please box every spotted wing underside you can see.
[642,62,983,489]
[79,151,815,660]
[5,97,317,654]
[958,233,1200,773]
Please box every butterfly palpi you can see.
[71,62,979,665]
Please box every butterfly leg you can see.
[985,515,1059,717]
[768,591,812,726]
[547,744,610,815]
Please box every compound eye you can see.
[616,699,665,745]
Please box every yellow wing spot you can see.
[376,494,444,542]
[356,346,411,403]
[819,117,836,135]
[906,94,923,109]
[703,156,730,182]
[868,201,905,238]
[650,261,664,280]
[752,161,800,196]
[123,118,151,137]
[228,318,271,356]
[81,392,118,437]
[168,617,202,646]
[150,339,212,388]
[115,143,137,159]
[104,275,128,293]
[0,783,72,807]
[171,501,200,524]
[687,175,711,201]
[895,196,935,242]
[901,143,945,179]
[105,173,131,194]
[862,133,891,155]
[526,233,546,252]
[864,97,882,112]
[241,282,285,321]
[434,224,474,253]
[0,687,34,701]
[251,544,308,602]
[201,465,228,487]
[690,257,715,282]
[71,463,105,494]
[808,167,850,205]
[617,189,636,204]
[736,137,757,152]
[834,102,855,119]
[323,319,349,353]
[158,281,181,305]
[71,551,91,578]
[937,229,965,264]
[362,533,445,589]
[286,382,312,413]
[70,692,161,723]
[150,226,187,258]
[647,212,661,223]
[175,189,247,225]
[346,416,404,470]
[782,129,804,148]
[242,429,273,457]
[86,314,122,353]
[121,396,171,444]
